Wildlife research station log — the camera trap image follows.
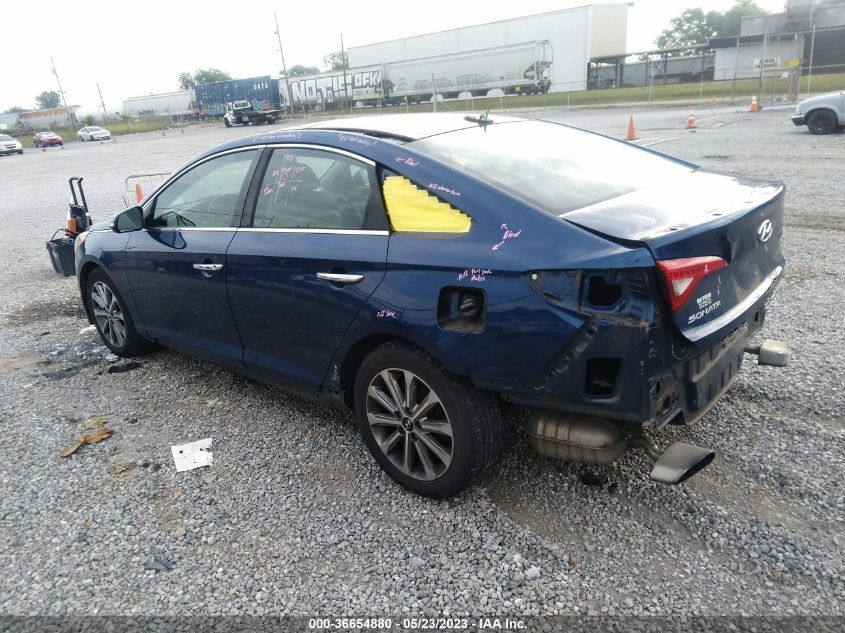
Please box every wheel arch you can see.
[78,261,115,324]
[336,332,456,410]
[806,107,839,128]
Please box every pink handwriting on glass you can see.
[492,223,522,251]
[338,133,377,147]
[376,309,397,319]
[395,156,420,167]
[428,183,461,197]
[457,268,492,282]
[262,186,273,196]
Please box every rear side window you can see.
[410,121,693,214]
[150,151,257,228]
[251,148,385,230]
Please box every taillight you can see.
[656,256,727,312]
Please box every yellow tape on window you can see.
[382,176,471,233]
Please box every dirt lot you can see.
[0,106,842,621]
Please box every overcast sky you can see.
[0,0,787,115]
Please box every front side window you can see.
[252,148,384,230]
[150,151,257,228]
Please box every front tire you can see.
[354,342,502,498]
[223,118,232,128]
[86,269,149,357]
[808,110,837,135]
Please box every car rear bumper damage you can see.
[524,328,789,485]
[508,267,789,484]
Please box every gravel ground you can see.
[0,106,842,620]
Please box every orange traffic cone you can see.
[626,115,636,141]
[686,110,697,129]
[135,183,143,203]
[749,95,759,112]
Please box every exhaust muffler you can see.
[744,339,789,367]
[526,411,715,485]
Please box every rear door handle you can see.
[316,272,364,284]
[193,263,224,272]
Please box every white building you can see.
[711,0,845,80]
[347,3,629,93]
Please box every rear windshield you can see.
[410,121,694,213]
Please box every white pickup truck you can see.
[792,90,845,134]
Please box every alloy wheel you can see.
[90,281,127,348]
[365,368,454,481]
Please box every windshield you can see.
[410,121,695,214]
[0,134,13,141]
[89,126,103,132]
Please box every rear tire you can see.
[354,342,502,498]
[86,269,150,357]
[808,110,837,135]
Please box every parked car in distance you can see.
[792,90,845,134]
[0,134,23,155]
[77,126,111,142]
[75,113,789,498]
[33,131,63,147]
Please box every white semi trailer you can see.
[281,40,552,110]
[386,40,552,103]
[123,90,196,118]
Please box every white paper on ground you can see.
[171,438,213,472]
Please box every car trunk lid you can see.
[561,170,785,344]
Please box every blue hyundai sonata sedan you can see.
[75,113,788,497]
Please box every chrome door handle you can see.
[193,263,224,272]
[316,272,364,284]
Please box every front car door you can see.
[226,144,389,393]
[125,148,260,365]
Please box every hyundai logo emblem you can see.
[757,219,774,243]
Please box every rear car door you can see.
[226,145,389,392]
[125,148,260,364]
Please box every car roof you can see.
[293,112,523,142]
[195,112,527,164]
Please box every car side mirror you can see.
[112,205,144,233]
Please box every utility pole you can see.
[806,23,816,97]
[96,83,109,125]
[274,11,294,117]
[758,31,768,105]
[51,57,75,126]
[341,32,348,115]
